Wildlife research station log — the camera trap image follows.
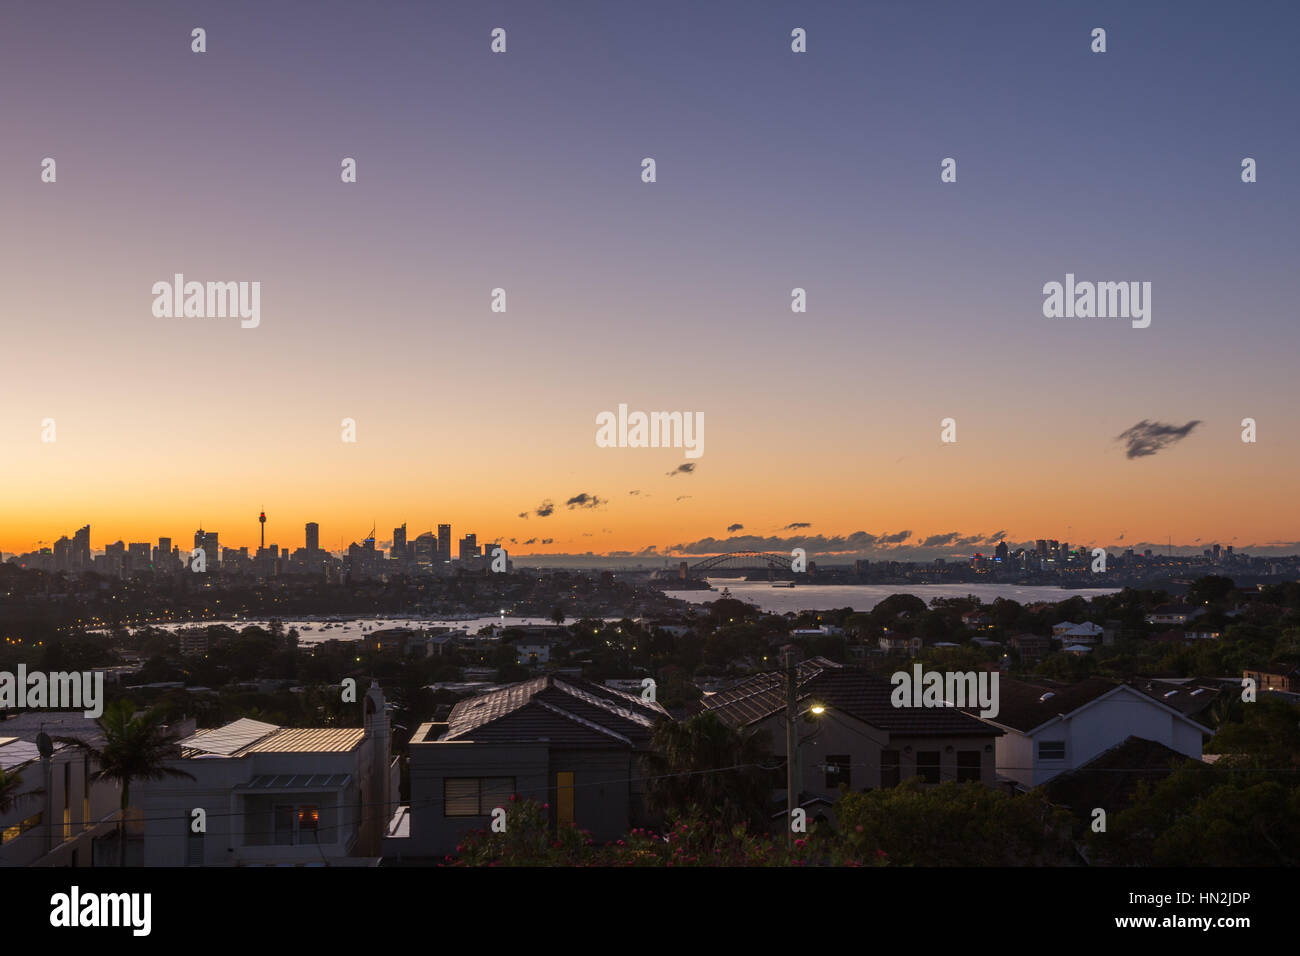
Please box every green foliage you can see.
[643,712,773,831]
[835,779,1075,866]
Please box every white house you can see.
[515,642,552,666]
[0,712,124,867]
[965,678,1210,789]
[135,683,396,866]
[1052,621,1103,641]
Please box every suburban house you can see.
[1243,666,1300,694]
[702,657,1003,818]
[962,677,1211,789]
[1145,604,1206,625]
[961,611,994,629]
[389,676,669,860]
[134,682,396,866]
[515,642,553,666]
[1052,622,1103,644]
[0,712,124,867]
[1008,633,1050,664]
[878,632,922,655]
[1041,735,1204,841]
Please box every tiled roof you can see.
[1041,735,1201,815]
[962,678,1118,733]
[439,675,669,747]
[967,677,1215,734]
[703,660,999,737]
[1128,679,1220,720]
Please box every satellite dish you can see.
[36,729,53,759]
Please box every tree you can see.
[836,779,1074,866]
[644,712,772,833]
[551,606,565,626]
[54,700,195,866]
[0,767,42,815]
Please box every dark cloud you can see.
[676,495,692,501]
[523,538,537,545]
[541,538,553,545]
[628,490,641,495]
[517,512,529,519]
[784,521,811,531]
[878,530,912,544]
[565,493,603,509]
[534,500,555,518]
[987,530,1008,542]
[726,523,744,533]
[666,530,882,556]
[667,463,696,476]
[922,532,958,547]
[1116,419,1201,459]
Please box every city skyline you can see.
[7,512,1298,566]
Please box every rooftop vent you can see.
[1039,692,1055,702]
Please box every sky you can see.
[2,0,1297,562]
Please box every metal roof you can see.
[242,728,364,753]
[179,718,279,756]
[0,739,42,773]
[239,773,351,790]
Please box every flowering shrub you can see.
[443,800,888,867]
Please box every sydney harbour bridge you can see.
[656,550,798,583]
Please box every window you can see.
[1038,740,1066,761]
[2,812,42,845]
[957,750,982,782]
[83,755,91,830]
[916,751,941,784]
[880,750,900,788]
[825,755,851,790]
[272,803,322,845]
[443,777,516,817]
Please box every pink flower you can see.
[855,825,863,833]
[543,803,550,809]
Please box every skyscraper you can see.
[458,534,478,561]
[392,523,407,561]
[73,525,91,570]
[194,528,219,568]
[305,522,320,554]
[437,524,451,564]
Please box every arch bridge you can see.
[688,551,792,573]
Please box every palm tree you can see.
[54,699,195,866]
[0,767,43,815]
[644,711,773,833]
